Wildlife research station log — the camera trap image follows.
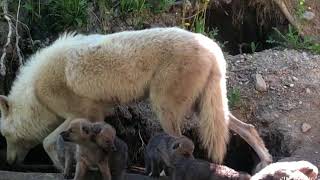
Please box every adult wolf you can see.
[0,27,272,171]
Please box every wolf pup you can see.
[144,133,194,177]
[157,141,251,180]
[91,121,128,180]
[60,118,115,180]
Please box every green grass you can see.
[267,25,320,54]
[228,88,241,108]
[49,0,88,30]
[296,0,306,18]
[149,0,175,13]
[22,0,88,31]
[119,0,147,14]
[250,42,260,53]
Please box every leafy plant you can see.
[250,42,260,53]
[228,88,241,108]
[296,0,306,18]
[49,0,88,30]
[205,27,228,49]
[206,27,219,40]
[267,25,320,54]
[149,0,175,13]
[22,0,42,22]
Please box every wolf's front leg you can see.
[43,118,73,171]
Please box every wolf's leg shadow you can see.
[43,118,74,171]
[228,114,273,173]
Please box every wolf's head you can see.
[0,95,39,165]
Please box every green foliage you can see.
[119,0,147,14]
[194,16,205,34]
[250,42,260,53]
[267,25,320,54]
[296,0,306,18]
[49,0,88,30]
[205,27,228,49]
[228,88,241,108]
[206,27,219,40]
[22,0,42,23]
[22,0,88,31]
[149,0,175,13]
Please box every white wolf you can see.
[0,27,272,171]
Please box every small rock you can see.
[289,84,294,87]
[254,74,267,92]
[306,88,311,93]
[302,52,309,61]
[292,76,298,81]
[299,101,302,105]
[302,11,315,21]
[301,123,311,133]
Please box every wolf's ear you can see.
[0,95,9,117]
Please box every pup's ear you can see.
[0,95,9,117]
[91,124,102,135]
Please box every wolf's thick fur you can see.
[0,27,271,169]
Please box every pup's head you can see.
[170,136,195,158]
[60,118,93,144]
[91,122,116,152]
[157,136,195,168]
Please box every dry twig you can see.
[0,0,13,76]
[273,0,304,36]
[15,0,24,66]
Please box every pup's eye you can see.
[172,143,180,150]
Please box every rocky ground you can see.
[226,48,320,169]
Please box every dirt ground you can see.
[226,48,320,169]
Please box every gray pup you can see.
[92,121,128,180]
[157,138,251,180]
[144,133,195,177]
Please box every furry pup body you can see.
[60,118,115,180]
[144,133,194,177]
[0,27,272,170]
[157,139,251,180]
[92,121,128,180]
[58,120,128,180]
